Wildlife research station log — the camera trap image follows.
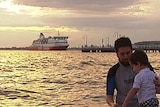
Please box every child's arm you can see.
[122,88,139,107]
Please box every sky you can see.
[0,0,160,48]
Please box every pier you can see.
[81,46,160,53]
[81,46,115,52]
[81,41,160,53]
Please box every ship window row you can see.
[33,41,68,44]
[33,41,68,43]
[48,41,68,44]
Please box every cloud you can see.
[13,0,144,15]
[0,0,159,31]
[0,26,79,33]
[13,0,157,17]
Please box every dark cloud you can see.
[13,0,153,29]
[14,0,140,14]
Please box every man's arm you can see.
[154,76,160,94]
[106,76,116,106]
[106,73,116,105]
[106,63,119,106]
[106,95,114,106]
[156,86,160,94]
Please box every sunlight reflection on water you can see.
[0,50,159,107]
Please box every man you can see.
[106,37,154,107]
[106,37,139,107]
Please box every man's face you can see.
[117,46,132,66]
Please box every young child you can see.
[122,50,159,107]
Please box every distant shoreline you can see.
[0,47,28,50]
[0,47,82,50]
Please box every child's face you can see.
[131,63,141,73]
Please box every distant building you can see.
[133,41,160,50]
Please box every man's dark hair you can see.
[129,50,149,66]
[114,37,132,52]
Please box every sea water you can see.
[0,50,159,107]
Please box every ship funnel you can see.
[39,33,45,40]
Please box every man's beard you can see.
[119,60,130,66]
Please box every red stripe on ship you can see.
[49,46,69,50]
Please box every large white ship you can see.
[28,32,69,50]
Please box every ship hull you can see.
[28,45,69,50]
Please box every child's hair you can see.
[129,50,149,66]
[114,37,132,52]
